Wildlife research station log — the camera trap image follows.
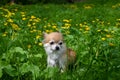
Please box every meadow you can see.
[0,0,120,80]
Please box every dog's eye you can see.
[50,41,54,45]
[59,42,63,45]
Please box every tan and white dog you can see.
[42,32,76,72]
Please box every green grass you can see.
[0,1,120,80]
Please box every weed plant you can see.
[0,1,120,80]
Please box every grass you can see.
[0,0,120,80]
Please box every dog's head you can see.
[43,32,66,54]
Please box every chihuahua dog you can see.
[42,32,76,72]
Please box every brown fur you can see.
[43,32,63,43]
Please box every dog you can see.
[42,32,76,72]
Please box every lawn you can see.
[0,0,120,80]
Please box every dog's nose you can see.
[56,46,59,50]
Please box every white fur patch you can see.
[43,42,67,69]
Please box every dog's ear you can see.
[42,32,48,44]
[43,32,48,38]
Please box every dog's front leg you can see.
[47,57,57,67]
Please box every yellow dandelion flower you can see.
[22,14,25,17]
[27,44,31,49]
[29,19,33,21]
[85,26,90,31]
[85,27,90,31]
[101,37,106,41]
[38,42,42,46]
[80,28,82,31]
[27,23,31,27]
[112,5,116,8]
[30,30,34,33]
[31,15,36,19]
[65,23,71,27]
[14,9,18,11]
[2,33,7,37]
[33,29,37,32]
[52,25,57,29]
[79,23,83,27]
[106,34,111,38]
[47,23,51,27]
[7,18,13,23]
[107,22,110,25]
[11,24,21,31]
[4,22,8,26]
[34,18,41,22]
[33,26,36,29]
[36,35,40,39]
[96,18,99,21]
[22,17,27,20]
[92,20,95,23]
[63,19,70,23]
[111,31,115,33]
[32,22,36,25]
[97,29,101,32]
[20,12,26,15]
[84,5,92,9]
[84,22,87,25]
[44,26,47,28]
[104,29,108,32]
[45,30,49,33]
[109,43,114,46]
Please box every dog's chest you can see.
[49,52,61,60]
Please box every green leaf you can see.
[4,64,18,77]
[0,68,3,78]
[19,62,40,80]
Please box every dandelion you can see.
[101,37,106,41]
[22,17,27,20]
[31,15,36,19]
[63,19,70,23]
[79,23,83,27]
[112,5,116,8]
[47,23,51,27]
[109,43,114,46]
[83,22,87,25]
[70,4,78,9]
[2,32,7,37]
[38,42,42,46]
[32,22,36,25]
[107,22,110,25]
[32,29,37,32]
[97,29,101,32]
[27,23,31,27]
[20,12,26,15]
[85,26,90,31]
[111,30,115,33]
[52,25,56,28]
[11,23,21,31]
[29,19,33,21]
[4,22,8,26]
[7,18,14,23]
[84,5,92,9]
[117,19,120,21]
[96,18,99,21]
[33,26,36,29]
[65,23,71,28]
[106,34,111,38]
[22,14,25,17]
[92,20,95,23]
[36,35,40,39]
[27,44,31,49]
[104,29,109,32]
